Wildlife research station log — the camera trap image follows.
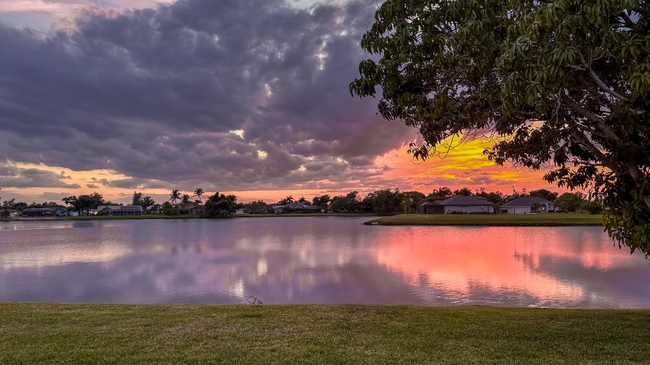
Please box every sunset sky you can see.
[0,0,564,205]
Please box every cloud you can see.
[0,0,412,193]
[0,162,81,188]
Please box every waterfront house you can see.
[272,203,318,214]
[417,195,494,214]
[97,205,143,216]
[2,209,20,217]
[501,197,555,214]
[22,208,55,217]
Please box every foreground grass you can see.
[365,213,603,226]
[0,304,648,364]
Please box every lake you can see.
[1,217,649,308]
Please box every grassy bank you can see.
[365,213,603,226]
[0,303,648,364]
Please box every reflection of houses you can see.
[417,195,494,214]
[273,203,319,214]
[23,208,55,217]
[97,205,143,216]
[501,197,555,214]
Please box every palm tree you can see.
[181,194,191,214]
[193,188,204,205]
[169,189,181,215]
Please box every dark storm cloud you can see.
[0,0,411,190]
[0,163,81,188]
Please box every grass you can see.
[365,212,603,226]
[0,303,648,364]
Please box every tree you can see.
[193,188,204,205]
[1,209,9,219]
[243,200,270,214]
[453,188,473,197]
[367,189,403,215]
[529,189,559,202]
[279,195,294,205]
[312,195,331,211]
[203,192,237,218]
[297,196,310,205]
[161,202,174,215]
[62,192,104,215]
[169,189,181,215]
[556,193,585,213]
[428,187,452,200]
[351,1,650,254]
[181,194,192,214]
[132,192,155,211]
[530,201,541,213]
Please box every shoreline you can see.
[0,213,378,222]
[363,213,604,227]
[1,303,648,364]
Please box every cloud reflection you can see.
[0,218,648,308]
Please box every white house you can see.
[501,197,555,214]
[418,195,494,214]
[272,203,318,214]
[97,205,143,216]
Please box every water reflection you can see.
[0,218,648,307]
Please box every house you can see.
[97,205,143,216]
[146,204,162,214]
[53,207,68,217]
[272,203,318,214]
[1,209,20,217]
[501,197,555,214]
[417,195,494,214]
[22,208,55,217]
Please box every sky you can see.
[0,0,563,205]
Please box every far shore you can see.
[364,212,604,226]
[0,213,378,222]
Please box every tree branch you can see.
[560,93,623,144]
[577,51,630,102]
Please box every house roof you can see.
[502,196,554,207]
[23,208,54,213]
[419,195,492,206]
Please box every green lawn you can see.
[365,213,603,226]
[0,304,648,364]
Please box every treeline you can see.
[0,188,239,218]
[1,186,600,219]
[244,187,601,215]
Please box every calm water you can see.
[1,217,649,308]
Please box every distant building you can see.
[97,205,143,216]
[272,203,318,214]
[1,209,20,218]
[501,197,555,214]
[53,207,69,217]
[417,195,494,214]
[146,204,162,214]
[22,208,55,217]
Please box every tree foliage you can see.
[203,193,237,218]
[61,192,104,215]
[351,0,650,254]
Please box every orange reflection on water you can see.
[374,227,637,305]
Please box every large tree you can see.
[351,0,650,254]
